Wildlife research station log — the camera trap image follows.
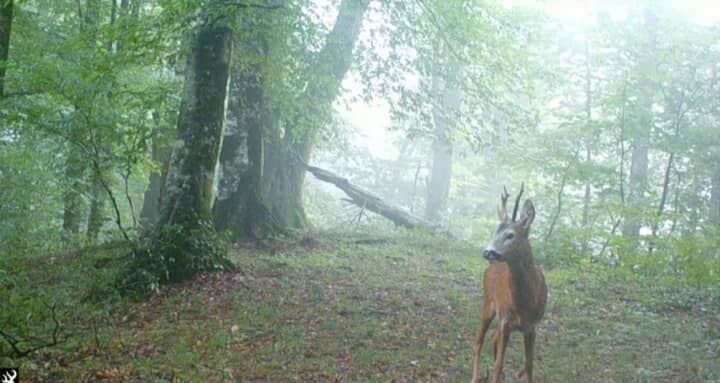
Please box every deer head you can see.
[484,183,535,264]
[1,370,17,383]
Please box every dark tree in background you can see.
[426,65,461,223]
[623,7,657,240]
[0,0,12,98]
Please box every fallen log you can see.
[302,162,441,232]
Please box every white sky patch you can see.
[336,71,398,160]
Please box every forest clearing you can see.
[8,232,720,382]
[2,0,720,381]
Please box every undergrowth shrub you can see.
[118,220,233,297]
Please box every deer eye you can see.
[505,233,515,241]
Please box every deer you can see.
[470,184,548,383]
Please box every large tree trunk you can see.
[157,19,232,230]
[261,0,370,232]
[262,136,311,230]
[622,8,657,239]
[148,12,233,282]
[0,0,13,98]
[62,146,85,240]
[214,58,276,238]
[213,14,281,239]
[425,71,460,223]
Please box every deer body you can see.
[471,186,548,383]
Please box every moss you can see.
[118,220,233,297]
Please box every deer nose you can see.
[483,249,500,261]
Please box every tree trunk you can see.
[0,0,13,98]
[139,133,171,227]
[157,19,232,229]
[262,136,311,230]
[214,59,277,238]
[622,8,657,239]
[62,146,85,240]
[712,162,720,227]
[86,168,106,242]
[212,13,283,239]
[425,72,460,223]
[304,162,439,232]
[581,38,592,255]
[261,0,370,232]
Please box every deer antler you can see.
[511,182,524,222]
[1,370,17,383]
[498,186,510,222]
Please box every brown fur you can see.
[471,197,548,383]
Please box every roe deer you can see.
[471,184,547,383]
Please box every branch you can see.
[597,217,622,259]
[0,303,65,358]
[217,0,284,10]
[301,160,444,234]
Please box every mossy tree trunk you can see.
[157,19,232,229]
[146,13,233,283]
[214,58,276,239]
[261,135,311,230]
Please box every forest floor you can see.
[8,231,720,382]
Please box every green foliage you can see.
[118,221,233,297]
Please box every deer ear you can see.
[519,199,535,230]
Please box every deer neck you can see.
[506,249,539,315]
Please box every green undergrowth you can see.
[4,230,719,382]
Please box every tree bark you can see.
[139,132,171,227]
[0,0,13,98]
[622,8,657,239]
[62,146,85,239]
[86,168,106,242]
[425,70,460,223]
[156,18,233,229]
[214,60,276,239]
[261,0,370,232]
[212,14,283,239]
[712,162,720,227]
[304,162,439,232]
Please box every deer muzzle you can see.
[483,249,501,261]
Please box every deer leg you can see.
[490,319,510,383]
[471,304,495,383]
[517,330,536,383]
[491,329,499,361]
